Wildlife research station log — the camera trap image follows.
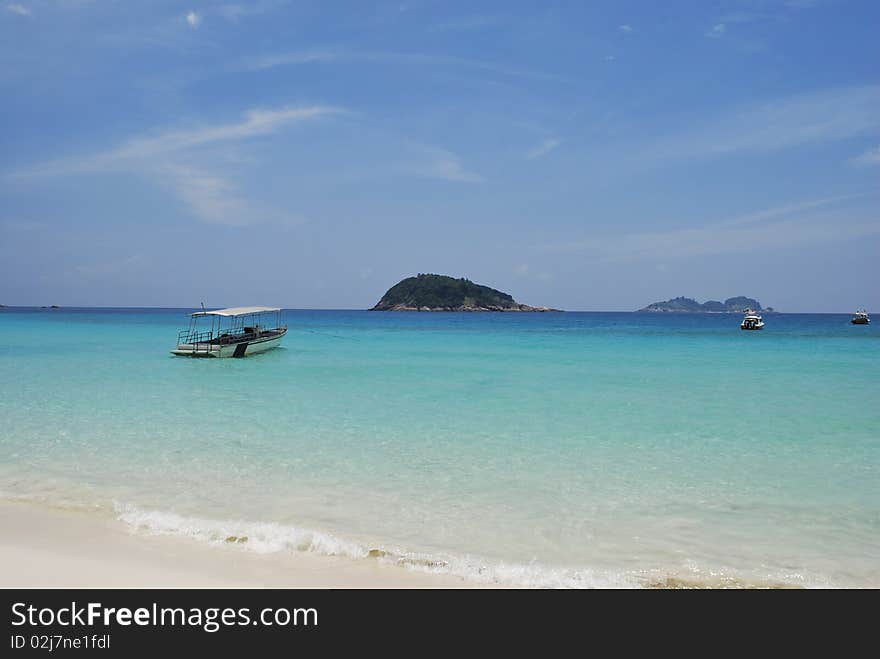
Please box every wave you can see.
[1,493,827,588]
[115,504,827,588]
[114,504,639,588]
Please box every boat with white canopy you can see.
[171,306,287,357]
[740,309,764,331]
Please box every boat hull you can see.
[171,329,286,358]
[851,318,870,325]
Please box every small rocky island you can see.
[638,296,775,313]
[370,274,561,312]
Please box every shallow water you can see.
[1,308,878,587]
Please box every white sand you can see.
[0,501,475,588]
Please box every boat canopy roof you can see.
[191,306,281,317]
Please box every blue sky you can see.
[1,0,878,311]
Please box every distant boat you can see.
[740,309,764,331]
[851,309,870,325]
[171,306,287,357]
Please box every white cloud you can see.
[706,23,726,38]
[514,263,553,282]
[75,255,145,278]
[0,217,46,232]
[648,85,880,160]
[852,145,880,166]
[526,138,561,160]
[241,50,340,70]
[430,15,500,32]
[237,49,573,83]
[14,105,341,178]
[218,1,289,21]
[603,55,616,62]
[391,142,483,183]
[419,147,484,183]
[719,194,868,227]
[541,195,880,260]
[159,164,251,226]
[156,163,309,226]
[9,105,340,226]
[618,24,632,34]
[218,5,246,21]
[97,4,288,52]
[5,3,30,16]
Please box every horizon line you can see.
[1,305,872,315]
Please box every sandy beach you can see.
[0,501,472,588]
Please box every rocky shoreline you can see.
[638,296,774,313]
[370,274,561,312]
[372,302,561,312]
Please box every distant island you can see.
[370,274,561,312]
[638,296,775,313]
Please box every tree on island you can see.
[370,274,560,311]
[638,296,773,313]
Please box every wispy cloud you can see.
[526,138,561,160]
[240,50,340,70]
[237,49,573,84]
[514,263,553,281]
[159,165,251,226]
[75,254,145,278]
[409,145,483,183]
[716,12,762,24]
[185,11,201,29]
[0,217,47,232]
[706,23,726,38]
[4,3,30,16]
[710,0,822,33]
[13,105,341,178]
[217,0,290,21]
[718,194,869,227]
[10,105,340,226]
[430,15,501,32]
[618,24,632,34]
[852,145,880,166]
[156,164,306,227]
[541,194,879,260]
[649,85,880,160]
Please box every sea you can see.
[1,308,877,588]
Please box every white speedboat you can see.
[740,309,764,330]
[171,306,287,357]
[851,309,870,325]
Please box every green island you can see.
[638,296,775,313]
[370,274,561,312]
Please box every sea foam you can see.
[114,503,637,588]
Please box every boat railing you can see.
[177,328,215,354]
[177,315,288,352]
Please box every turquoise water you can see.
[1,308,878,587]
